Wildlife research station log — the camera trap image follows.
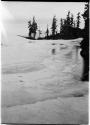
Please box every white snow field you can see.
[1,37,88,124]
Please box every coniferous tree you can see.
[32,17,38,39]
[28,16,38,39]
[70,14,74,26]
[51,15,57,38]
[63,19,66,25]
[59,10,82,39]
[60,18,63,33]
[46,25,49,38]
[73,20,76,28]
[38,29,42,38]
[66,11,71,25]
[60,11,71,39]
[28,20,32,37]
[76,12,81,28]
[82,3,89,35]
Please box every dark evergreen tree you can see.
[70,14,74,26]
[28,20,32,37]
[46,25,49,38]
[76,12,81,28]
[60,11,72,39]
[63,19,67,25]
[73,20,76,28]
[28,16,38,39]
[60,18,63,33]
[82,3,89,36]
[38,27,42,38]
[59,10,83,39]
[66,11,71,25]
[51,15,57,38]
[32,17,38,39]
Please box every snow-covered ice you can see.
[1,37,88,124]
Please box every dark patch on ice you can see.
[52,43,56,45]
[61,89,88,98]
[52,48,56,55]
[18,76,22,77]
[28,41,35,43]
[1,43,8,47]
[71,93,84,97]
[60,43,64,45]
[19,80,24,82]
[60,44,68,49]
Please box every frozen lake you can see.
[1,37,88,124]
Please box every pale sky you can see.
[1,2,86,37]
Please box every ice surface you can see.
[1,37,88,124]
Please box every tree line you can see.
[28,10,82,40]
